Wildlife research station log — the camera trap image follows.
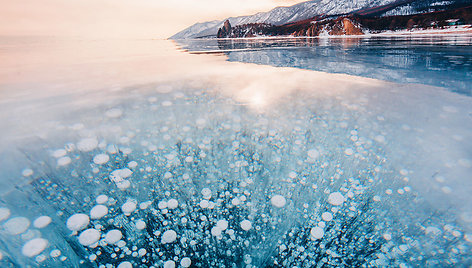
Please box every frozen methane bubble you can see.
[22,168,34,177]
[77,138,98,152]
[96,195,108,204]
[21,238,48,257]
[164,260,175,268]
[33,216,52,228]
[180,257,192,267]
[105,108,123,118]
[66,214,90,231]
[117,261,133,268]
[216,220,229,230]
[327,192,345,206]
[135,220,146,230]
[0,207,11,221]
[240,220,252,231]
[93,154,109,165]
[344,148,354,156]
[307,149,320,159]
[310,227,324,240]
[90,205,108,219]
[110,168,133,183]
[105,229,122,244]
[167,199,178,209]
[201,188,212,199]
[57,157,72,166]
[4,217,30,235]
[78,229,101,246]
[321,212,333,221]
[271,195,287,208]
[122,200,137,216]
[161,230,177,244]
[52,149,67,158]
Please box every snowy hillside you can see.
[171,0,398,39]
[170,0,470,39]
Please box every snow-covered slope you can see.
[170,0,398,39]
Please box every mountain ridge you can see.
[170,0,470,39]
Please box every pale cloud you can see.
[0,0,308,38]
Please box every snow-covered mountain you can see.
[170,0,470,39]
[170,0,398,39]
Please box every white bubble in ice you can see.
[52,149,67,158]
[231,197,241,206]
[0,208,11,222]
[399,169,409,176]
[425,226,441,236]
[374,135,385,143]
[138,248,147,256]
[216,220,228,230]
[122,200,137,216]
[116,180,131,190]
[22,238,48,257]
[90,205,108,219]
[310,227,324,240]
[78,229,101,246]
[211,226,222,236]
[66,214,89,231]
[307,149,320,159]
[128,161,138,169]
[96,195,108,204]
[240,220,252,231]
[321,212,333,222]
[135,220,146,230]
[105,229,122,244]
[22,168,34,177]
[33,216,52,228]
[201,188,212,199]
[344,148,354,156]
[164,260,175,268]
[161,230,177,244]
[327,192,345,206]
[50,249,61,258]
[57,157,72,166]
[167,199,178,209]
[117,261,133,268]
[4,217,30,235]
[383,233,392,240]
[105,108,123,118]
[139,201,152,210]
[271,195,286,208]
[77,138,98,152]
[93,154,109,165]
[199,200,209,209]
[158,201,168,209]
[180,257,192,268]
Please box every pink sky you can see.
[0,0,306,39]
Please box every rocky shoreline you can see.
[217,5,472,38]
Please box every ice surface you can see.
[0,38,471,267]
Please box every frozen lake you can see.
[0,37,471,267]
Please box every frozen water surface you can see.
[0,37,471,267]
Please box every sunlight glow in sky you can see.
[0,0,307,39]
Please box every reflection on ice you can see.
[177,36,472,96]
